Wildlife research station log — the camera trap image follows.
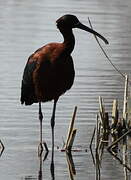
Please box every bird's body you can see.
[21,41,75,105]
[21,14,108,155]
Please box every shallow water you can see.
[0,0,131,179]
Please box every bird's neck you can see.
[60,29,75,54]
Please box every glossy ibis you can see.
[21,14,108,154]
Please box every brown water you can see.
[0,0,131,179]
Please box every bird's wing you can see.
[21,55,38,105]
[21,50,51,105]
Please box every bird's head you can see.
[56,14,80,29]
[56,14,109,45]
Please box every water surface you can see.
[0,0,131,179]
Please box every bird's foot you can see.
[38,142,44,157]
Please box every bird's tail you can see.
[21,80,37,105]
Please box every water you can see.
[0,0,131,179]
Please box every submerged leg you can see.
[38,102,43,156]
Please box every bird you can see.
[21,14,108,155]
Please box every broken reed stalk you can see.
[95,114,99,150]
[65,106,77,151]
[123,75,128,127]
[99,96,109,145]
[99,97,109,141]
[111,99,119,153]
[99,96,105,125]
[67,129,77,151]
[112,99,118,128]
[95,114,101,157]
[101,112,109,146]
[95,114,101,180]
[103,112,109,133]
[122,75,128,179]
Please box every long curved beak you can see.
[76,22,109,45]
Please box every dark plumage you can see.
[21,43,75,105]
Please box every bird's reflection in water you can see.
[39,151,49,180]
[38,154,43,180]
[38,148,55,180]
[50,145,55,180]
[38,146,55,180]
[24,151,49,180]
[24,149,76,180]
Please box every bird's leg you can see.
[38,102,43,156]
[50,99,57,180]
[51,99,58,153]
